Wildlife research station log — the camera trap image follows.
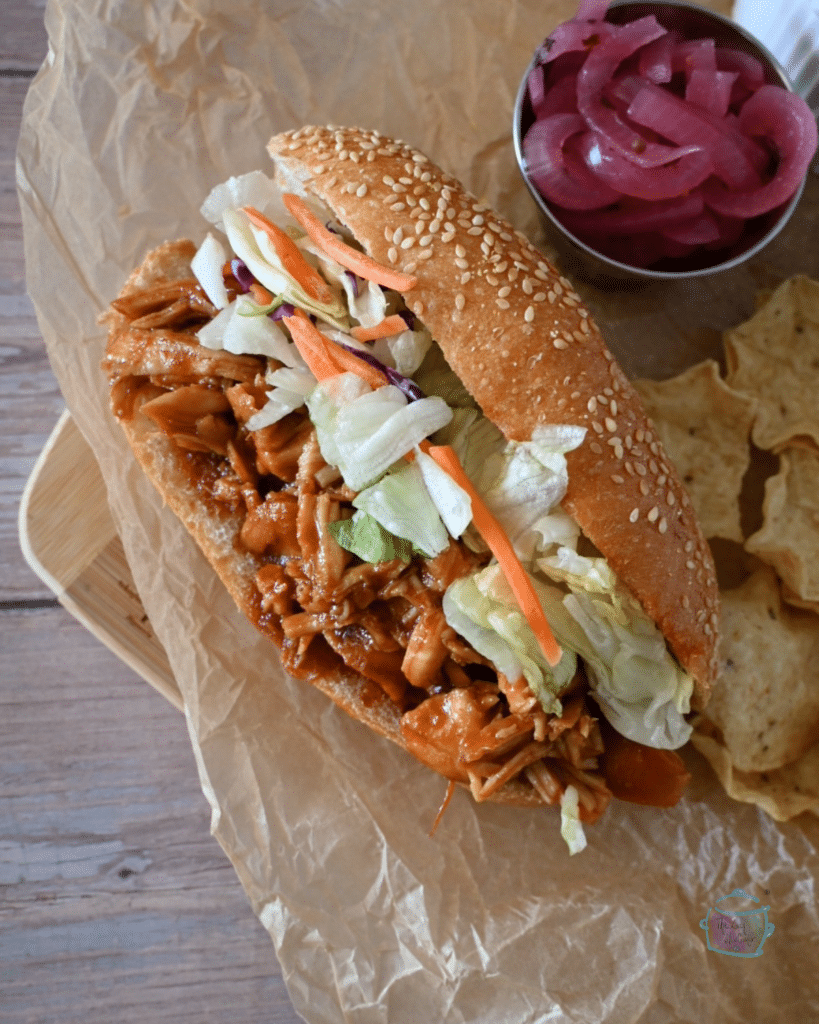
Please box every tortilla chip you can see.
[691,724,819,822]
[634,360,756,542]
[704,566,819,773]
[724,275,819,452]
[745,447,819,605]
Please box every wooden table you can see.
[0,5,303,1020]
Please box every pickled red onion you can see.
[523,114,621,210]
[574,131,713,200]
[577,16,702,167]
[521,0,818,270]
[556,191,704,236]
[686,69,737,118]
[626,80,762,189]
[637,33,677,84]
[702,85,819,218]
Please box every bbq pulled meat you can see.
[104,268,686,822]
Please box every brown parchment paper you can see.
[17,0,819,1020]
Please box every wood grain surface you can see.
[0,6,305,1021]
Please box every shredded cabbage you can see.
[306,376,452,491]
[560,785,588,855]
[415,446,472,540]
[446,414,587,560]
[222,208,347,327]
[191,233,229,309]
[353,460,450,558]
[537,547,694,749]
[443,563,577,715]
[200,170,292,233]
[197,297,304,362]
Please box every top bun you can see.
[267,125,719,705]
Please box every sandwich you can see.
[102,125,719,852]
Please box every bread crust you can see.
[267,125,719,704]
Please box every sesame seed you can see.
[605,418,617,433]
[639,480,649,495]
[401,236,415,249]
[460,272,471,284]
[472,214,484,225]
[682,595,690,609]
[441,231,455,243]
[590,441,603,455]
[419,198,430,211]
[547,291,556,304]
[658,517,668,534]
[390,202,406,212]
[404,261,418,273]
[383,176,395,186]
[420,234,433,246]
[418,248,434,260]
[496,298,510,309]
[455,293,466,311]
[611,474,625,484]
[455,244,466,258]
[647,506,659,523]
[388,247,398,264]
[629,508,640,523]
[554,339,568,349]
[573,331,585,343]
[610,399,618,415]
[592,421,604,434]
[588,397,598,414]
[534,292,546,302]
[524,306,535,323]
[392,227,404,244]
[468,226,483,236]
[455,258,469,270]
[686,560,696,570]
[498,286,511,298]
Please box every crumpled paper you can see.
[17,0,819,1020]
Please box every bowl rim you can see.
[512,0,807,281]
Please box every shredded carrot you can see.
[350,314,410,343]
[242,206,335,306]
[283,314,387,391]
[249,282,274,306]
[425,444,563,668]
[282,193,419,293]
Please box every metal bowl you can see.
[513,0,806,283]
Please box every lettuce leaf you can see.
[442,563,577,715]
[537,547,694,749]
[353,460,450,559]
[327,511,419,563]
